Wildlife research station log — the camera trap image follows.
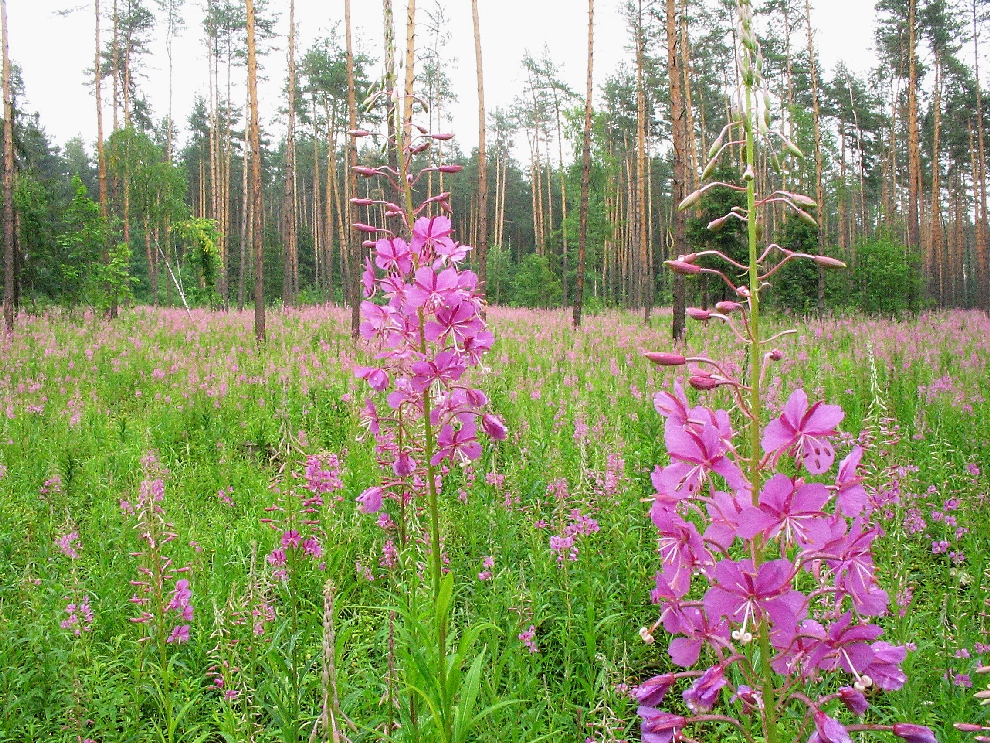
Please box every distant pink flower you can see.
[56,531,81,559]
[166,624,190,644]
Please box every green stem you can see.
[397,108,450,742]
[744,40,778,743]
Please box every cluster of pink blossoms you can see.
[126,459,194,647]
[352,152,506,518]
[261,454,343,579]
[635,383,934,742]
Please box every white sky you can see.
[7,0,879,154]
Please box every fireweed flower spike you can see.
[636,0,925,740]
[351,121,506,569]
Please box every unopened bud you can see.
[352,223,379,233]
[814,255,846,269]
[767,348,784,361]
[352,166,379,177]
[701,157,719,181]
[438,164,464,173]
[350,198,374,206]
[678,188,704,211]
[956,724,986,732]
[782,137,804,158]
[348,129,372,137]
[410,142,431,154]
[715,301,742,314]
[743,164,755,181]
[665,260,703,275]
[796,209,819,228]
[686,307,711,321]
[707,216,729,232]
[362,240,376,248]
[688,374,720,391]
[784,191,818,208]
[639,627,655,644]
[644,352,686,367]
[431,132,455,140]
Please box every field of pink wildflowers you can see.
[0,305,989,741]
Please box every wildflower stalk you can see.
[743,51,780,743]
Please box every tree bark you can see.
[282,0,298,308]
[346,0,360,338]
[471,0,488,306]
[573,0,594,329]
[1,0,13,333]
[666,0,686,339]
[805,0,826,314]
[636,0,650,321]
[247,0,265,341]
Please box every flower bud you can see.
[638,627,655,644]
[352,223,380,233]
[481,414,508,441]
[701,156,719,181]
[352,166,379,177]
[350,197,375,206]
[393,451,415,477]
[688,373,720,391]
[781,137,804,158]
[715,301,742,314]
[784,191,817,208]
[362,240,376,248]
[796,208,819,227]
[678,188,704,211]
[644,352,686,367]
[838,686,869,716]
[431,132,455,140]
[438,164,464,173]
[665,259,703,275]
[707,215,729,231]
[814,255,847,268]
[743,164,755,181]
[686,307,711,321]
[348,129,372,137]
[767,348,784,361]
[892,724,937,743]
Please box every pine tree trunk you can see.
[346,0,360,338]
[805,0,826,312]
[282,0,298,308]
[573,0,594,328]
[667,0,686,339]
[906,0,922,267]
[636,0,650,321]
[928,58,943,305]
[1,0,13,333]
[246,0,265,341]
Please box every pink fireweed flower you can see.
[167,624,190,644]
[357,486,384,514]
[736,474,831,549]
[638,708,686,743]
[518,624,538,653]
[808,710,852,743]
[703,559,807,640]
[56,531,81,559]
[374,236,413,274]
[410,215,455,255]
[431,422,482,466]
[762,388,844,474]
[682,664,727,713]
